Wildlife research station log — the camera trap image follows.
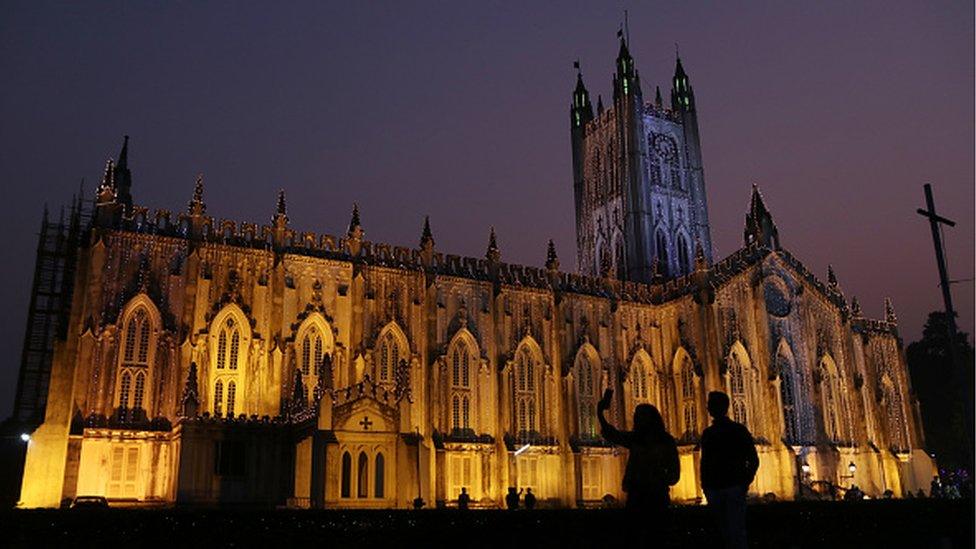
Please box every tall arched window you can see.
[117,306,154,412]
[676,233,690,275]
[374,453,385,498]
[576,349,599,440]
[449,335,474,433]
[357,452,369,498]
[341,452,352,498]
[820,356,850,444]
[680,358,698,436]
[211,309,249,416]
[779,352,799,444]
[655,230,669,277]
[514,344,540,436]
[882,376,908,451]
[377,332,399,384]
[614,238,626,279]
[728,350,749,427]
[301,325,325,397]
[632,360,648,402]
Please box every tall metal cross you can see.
[916,183,958,337]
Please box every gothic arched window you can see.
[728,350,750,428]
[377,332,399,384]
[341,452,352,498]
[449,335,475,434]
[357,452,369,498]
[211,309,249,416]
[118,305,154,414]
[375,453,385,498]
[680,358,698,437]
[778,352,799,444]
[655,230,669,277]
[514,344,540,437]
[882,376,908,451]
[575,349,599,440]
[676,233,690,275]
[820,356,851,444]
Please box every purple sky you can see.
[1,2,972,416]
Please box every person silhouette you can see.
[524,487,537,510]
[505,486,522,510]
[458,487,470,510]
[700,391,759,549]
[596,388,680,512]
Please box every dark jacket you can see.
[601,421,680,494]
[699,416,759,490]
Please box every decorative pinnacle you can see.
[101,159,116,189]
[884,297,897,324]
[694,239,708,271]
[851,296,862,317]
[348,203,362,235]
[188,174,206,215]
[545,239,559,271]
[420,215,434,248]
[486,226,500,262]
[276,189,287,216]
[827,264,838,288]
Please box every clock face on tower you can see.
[652,133,677,160]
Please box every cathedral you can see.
[13,37,934,509]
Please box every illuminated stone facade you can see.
[16,45,934,509]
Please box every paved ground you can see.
[2,499,972,548]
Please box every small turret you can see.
[571,68,594,129]
[694,240,708,272]
[419,215,434,250]
[545,239,560,272]
[655,86,663,108]
[346,203,364,256]
[613,36,637,100]
[670,54,695,112]
[187,174,206,216]
[113,135,133,214]
[744,185,780,249]
[180,362,200,418]
[884,298,897,325]
[827,265,838,289]
[486,227,500,264]
[851,296,862,318]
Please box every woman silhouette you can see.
[597,388,680,511]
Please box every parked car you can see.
[70,496,109,509]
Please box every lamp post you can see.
[840,461,857,497]
[795,452,811,500]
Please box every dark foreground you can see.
[2,500,972,548]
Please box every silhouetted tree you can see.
[907,312,974,471]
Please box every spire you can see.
[272,189,289,229]
[348,203,362,236]
[96,159,116,205]
[671,53,695,112]
[187,174,206,215]
[827,264,838,289]
[655,86,663,108]
[694,239,708,272]
[851,296,862,317]
[884,297,897,324]
[180,362,200,417]
[113,135,133,213]
[486,226,500,263]
[744,184,780,249]
[614,34,637,99]
[571,66,594,128]
[545,239,560,271]
[597,94,604,115]
[419,215,434,249]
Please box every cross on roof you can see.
[359,415,373,431]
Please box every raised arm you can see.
[597,389,628,447]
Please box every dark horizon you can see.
[1,1,973,416]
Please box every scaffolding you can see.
[11,194,87,427]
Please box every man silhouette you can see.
[524,487,537,510]
[700,391,759,549]
[505,486,522,510]
[458,487,470,510]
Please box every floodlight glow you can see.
[514,444,530,456]
[20,433,30,442]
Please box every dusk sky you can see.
[0,2,972,416]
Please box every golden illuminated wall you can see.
[19,215,934,508]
